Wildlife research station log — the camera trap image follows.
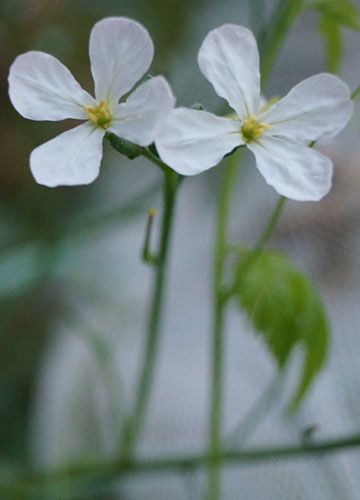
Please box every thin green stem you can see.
[351,83,360,100]
[226,196,286,300]
[207,303,224,500]
[225,375,282,448]
[260,0,305,83]
[4,431,360,497]
[121,168,179,458]
[142,208,157,264]
[140,147,173,175]
[207,153,241,500]
[251,196,286,256]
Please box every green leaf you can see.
[318,15,342,72]
[234,250,328,411]
[309,0,360,30]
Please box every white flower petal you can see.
[155,108,244,175]
[198,24,260,119]
[89,17,154,107]
[260,74,353,142]
[30,122,105,187]
[109,76,175,146]
[8,51,94,121]
[247,135,332,201]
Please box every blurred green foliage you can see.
[234,250,328,411]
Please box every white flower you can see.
[155,24,353,201]
[8,17,175,187]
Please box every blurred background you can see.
[2,0,360,498]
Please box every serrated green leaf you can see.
[235,250,328,410]
[318,15,342,72]
[310,0,360,30]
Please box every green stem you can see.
[207,303,224,500]
[142,208,157,264]
[351,83,360,100]
[225,375,282,448]
[207,153,241,500]
[206,0,305,491]
[260,0,305,83]
[121,168,179,458]
[140,147,173,175]
[251,196,286,257]
[226,196,286,300]
[5,432,360,496]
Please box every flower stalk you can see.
[225,195,286,300]
[142,208,157,264]
[207,152,240,500]
[259,0,305,82]
[121,165,180,459]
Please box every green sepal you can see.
[234,249,329,411]
[106,133,143,160]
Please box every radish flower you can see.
[155,24,353,201]
[8,17,175,187]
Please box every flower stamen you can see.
[84,99,111,129]
[241,115,270,143]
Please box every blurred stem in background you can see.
[207,152,240,500]
[225,374,283,448]
[259,0,305,83]
[206,1,305,497]
[120,157,181,459]
[3,430,360,499]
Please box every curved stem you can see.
[121,168,179,458]
[140,147,173,175]
[5,431,360,496]
[207,153,241,500]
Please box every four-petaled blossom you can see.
[8,17,175,187]
[155,24,353,201]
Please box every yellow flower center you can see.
[83,99,111,129]
[241,115,270,143]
